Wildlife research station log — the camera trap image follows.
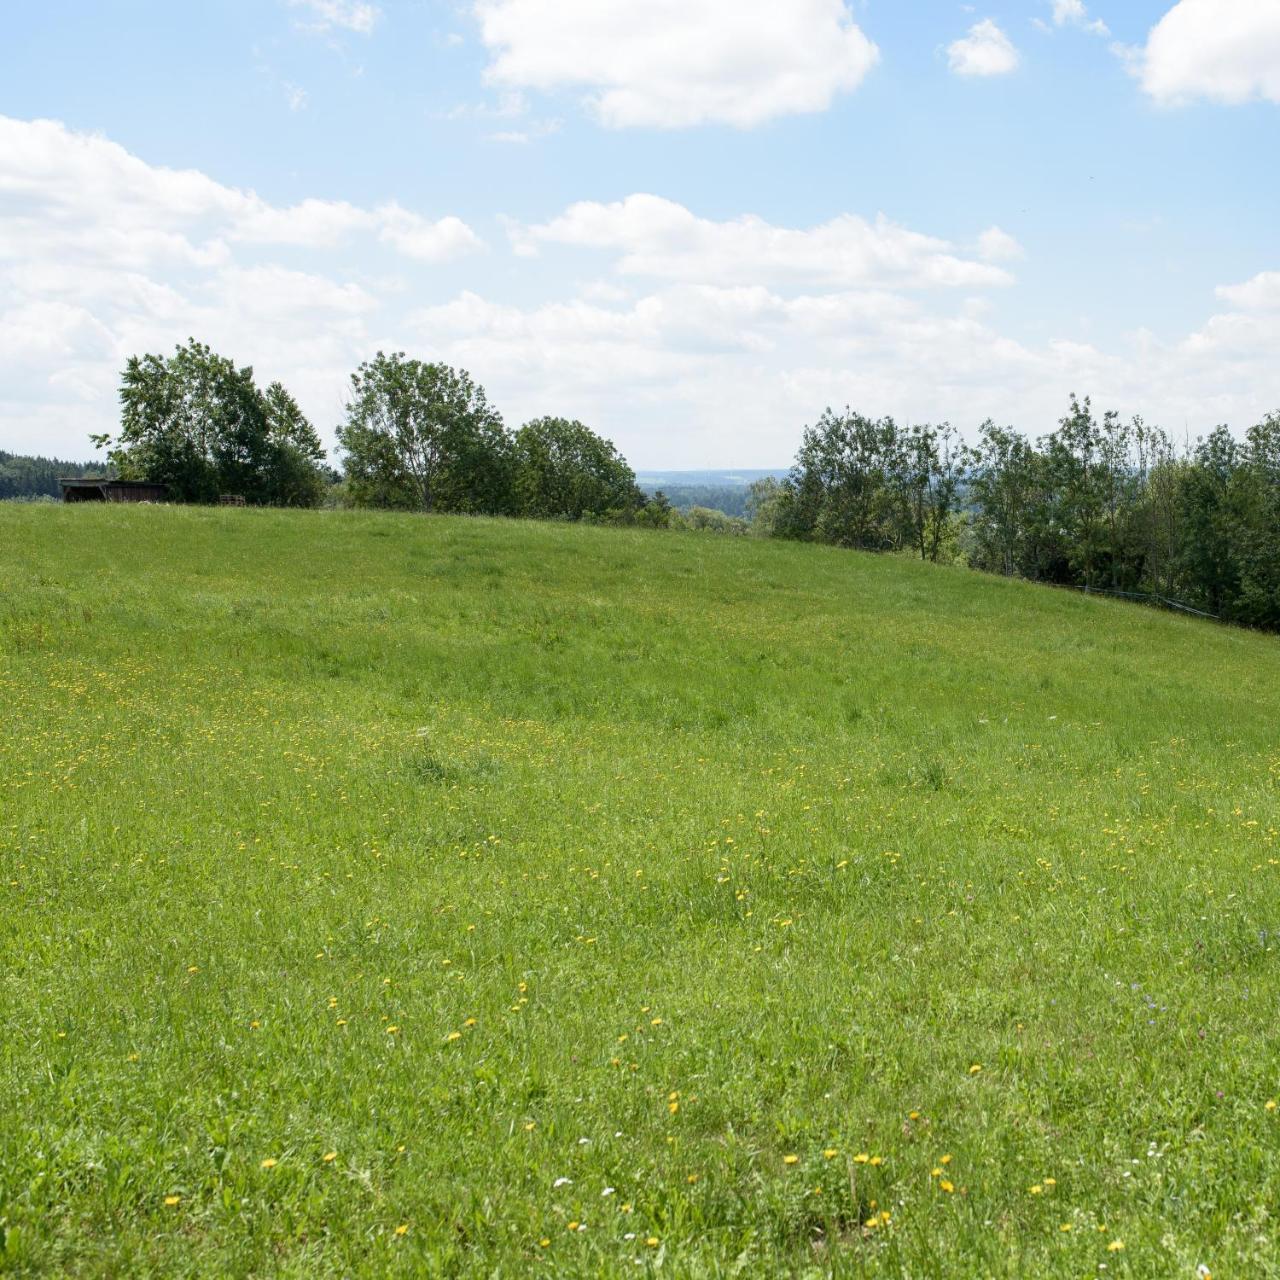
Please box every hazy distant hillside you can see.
[634,468,788,488]
[636,467,788,516]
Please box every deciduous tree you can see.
[337,353,511,514]
[512,416,642,519]
[95,339,326,506]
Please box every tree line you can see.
[0,449,101,500]
[42,337,1280,633]
[757,398,1280,630]
[92,340,661,524]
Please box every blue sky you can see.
[3,0,1279,467]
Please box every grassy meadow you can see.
[4,502,1280,1278]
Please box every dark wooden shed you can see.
[59,479,169,503]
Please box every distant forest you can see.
[640,485,753,517]
[0,449,104,500]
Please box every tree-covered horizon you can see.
[0,449,107,501]
[762,397,1280,631]
[10,336,1280,633]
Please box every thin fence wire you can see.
[1073,583,1221,621]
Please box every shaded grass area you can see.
[2,503,1280,1277]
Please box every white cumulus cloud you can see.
[948,20,1020,77]
[1216,270,1280,310]
[0,117,483,268]
[1051,0,1109,36]
[472,0,879,128]
[978,226,1025,262]
[1137,0,1280,105]
[377,209,485,263]
[509,195,1013,290]
[952,20,1018,78]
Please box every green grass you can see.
[2,503,1279,1278]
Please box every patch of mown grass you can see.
[2,503,1279,1276]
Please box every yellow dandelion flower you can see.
[668,1101,679,1115]
[651,1017,663,1026]
[783,1154,799,1165]
[567,1221,580,1232]
[322,1152,337,1163]
[260,1158,278,1169]
[464,1018,477,1028]
[1107,1240,1125,1252]
[645,1237,660,1248]
[386,1025,400,1035]
[939,1179,955,1193]
[1029,1185,1043,1195]
[822,1148,838,1159]
[869,1156,883,1167]
[539,1238,550,1248]
[931,1167,942,1177]
[968,1064,982,1075]
[395,1224,409,1236]
[163,1195,181,1206]
[1268,1099,1278,1112]
[1059,1223,1072,1232]
[853,1152,870,1164]
[445,1030,461,1042]
[940,1154,953,1165]
[687,1174,698,1184]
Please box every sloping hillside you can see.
[2,504,1278,1277]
